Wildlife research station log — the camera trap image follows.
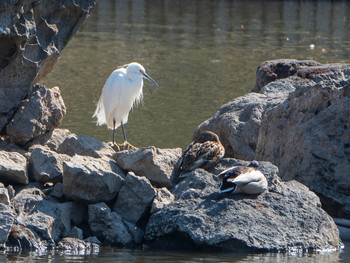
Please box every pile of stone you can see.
[0,0,348,254]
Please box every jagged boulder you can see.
[63,155,125,203]
[256,71,350,218]
[13,184,72,243]
[6,224,46,251]
[0,150,28,184]
[0,203,15,248]
[113,172,156,225]
[0,0,96,133]
[88,202,143,247]
[6,85,66,146]
[28,145,70,183]
[114,146,182,187]
[145,159,342,252]
[57,237,99,253]
[30,128,116,159]
[151,187,174,214]
[196,59,350,219]
[252,59,321,92]
[194,80,297,159]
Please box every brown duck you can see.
[178,131,225,176]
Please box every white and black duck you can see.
[217,160,268,195]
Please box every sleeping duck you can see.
[178,131,225,175]
[217,160,267,194]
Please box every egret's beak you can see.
[142,72,159,87]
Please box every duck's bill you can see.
[142,72,159,87]
[219,182,236,194]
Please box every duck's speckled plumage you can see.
[179,131,225,174]
[218,161,268,195]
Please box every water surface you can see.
[3,243,350,263]
[42,0,350,150]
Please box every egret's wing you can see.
[102,69,125,129]
[92,94,106,126]
[230,169,263,185]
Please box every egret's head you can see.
[126,62,146,74]
[125,62,159,87]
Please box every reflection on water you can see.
[41,0,350,150]
[1,243,350,262]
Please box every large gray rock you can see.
[29,145,70,183]
[0,183,10,205]
[193,90,287,160]
[0,0,96,133]
[256,76,350,218]
[88,202,143,247]
[252,59,321,92]
[6,85,66,146]
[63,155,125,203]
[196,59,350,219]
[0,150,28,184]
[0,203,15,248]
[151,187,175,214]
[114,146,182,187]
[57,237,99,253]
[13,185,72,243]
[113,172,156,224]
[30,129,116,159]
[145,159,342,252]
[6,224,46,251]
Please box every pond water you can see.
[2,243,350,263]
[42,0,350,150]
[38,0,350,261]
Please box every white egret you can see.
[93,62,158,148]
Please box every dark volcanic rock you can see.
[63,155,125,203]
[113,172,156,225]
[0,0,96,133]
[30,128,116,159]
[6,224,46,251]
[196,59,350,219]
[29,145,70,183]
[6,85,66,146]
[0,150,28,184]
[114,146,182,187]
[145,159,342,252]
[13,184,72,243]
[57,237,99,252]
[194,80,298,159]
[88,202,143,247]
[256,78,350,218]
[252,59,321,92]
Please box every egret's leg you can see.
[121,123,127,142]
[112,120,116,144]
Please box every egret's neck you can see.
[126,72,143,91]
[127,71,141,81]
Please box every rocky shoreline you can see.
[0,0,349,254]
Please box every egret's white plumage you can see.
[93,62,158,145]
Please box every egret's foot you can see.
[110,141,138,152]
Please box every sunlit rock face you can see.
[195,59,350,219]
[0,0,96,134]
